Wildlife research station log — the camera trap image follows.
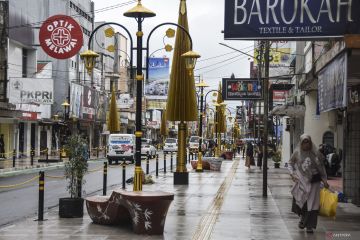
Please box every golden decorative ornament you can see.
[104,27,115,38]
[106,45,115,53]
[165,44,173,52]
[166,28,176,38]
[124,0,156,18]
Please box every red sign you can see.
[21,112,38,121]
[39,15,83,59]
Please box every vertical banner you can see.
[145,57,170,102]
[82,86,96,120]
[0,1,8,101]
[318,52,347,112]
[70,83,83,118]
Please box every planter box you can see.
[59,197,84,218]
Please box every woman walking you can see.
[288,134,329,233]
[245,142,254,170]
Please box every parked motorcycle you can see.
[319,144,342,177]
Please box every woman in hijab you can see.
[245,142,254,169]
[288,134,329,233]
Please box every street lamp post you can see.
[195,79,209,172]
[80,0,199,191]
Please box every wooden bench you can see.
[85,190,174,235]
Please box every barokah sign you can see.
[224,0,360,40]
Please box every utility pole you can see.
[262,41,270,198]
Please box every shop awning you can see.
[270,105,305,118]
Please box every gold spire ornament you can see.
[166,0,198,185]
[107,87,120,133]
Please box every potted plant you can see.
[272,151,282,168]
[59,135,89,218]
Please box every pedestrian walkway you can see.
[0,156,359,239]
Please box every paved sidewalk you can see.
[0,156,359,239]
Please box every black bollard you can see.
[170,152,173,172]
[31,148,34,166]
[146,156,149,174]
[164,152,167,174]
[12,149,16,168]
[38,171,45,221]
[156,154,159,177]
[122,163,126,189]
[103,162,107,196]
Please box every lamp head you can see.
[195,79,209,88]
[61,100,70,109]
[80,50,99,74]
[124,0,156,18]
[181,50,201,74]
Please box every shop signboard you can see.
[39,15,83,59]
[222,78,263,100]
[318,52,347,112]
[224,0,360,40]
[9,78,54,104]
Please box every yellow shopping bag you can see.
[319,188,338,218]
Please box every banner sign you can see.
[224,0,360,40]
[70,83,83,118]
[318,52,347,112]
[39,15,83,59]
[9,78,54,104]
[222,78,263,100]
[145,57,170,100]
[82,86,96,120]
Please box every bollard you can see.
[163,152,167,174]
[170,152,173,172]
[96,147,99,159]
[146,156,149,175]
[31,148,34,166]
[12,149,16,168]
[103,162,107,196]
[38,171,45,221]
[122,163,126,189]
[156,154,159,177]
[46,148,49,162]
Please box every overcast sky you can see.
[92,0,253,110]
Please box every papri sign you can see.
[224,0,360,40]
[39,15,83,59]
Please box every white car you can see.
[107,134,135,164]
[188,136,199,153]
[163,138,178,154]
[141,139,157,159]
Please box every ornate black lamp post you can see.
[80,0,199,191]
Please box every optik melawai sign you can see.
[224,0,360,40]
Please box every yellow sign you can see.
[254,48,290,66]
[147,100,167,110]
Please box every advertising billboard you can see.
[9,78,54,104]
[224,0,360,40]
[222,78,263,100]
[145,57,170,100]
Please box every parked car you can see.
[188,136,199,153]
[163,138,178,154]
[141,138,157,159]
[107,134,135,164]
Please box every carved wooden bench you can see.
[85,190,174,235]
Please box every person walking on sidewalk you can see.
[288,134,329,234]
[245,142,253,170]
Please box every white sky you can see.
[92,0,253,111]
